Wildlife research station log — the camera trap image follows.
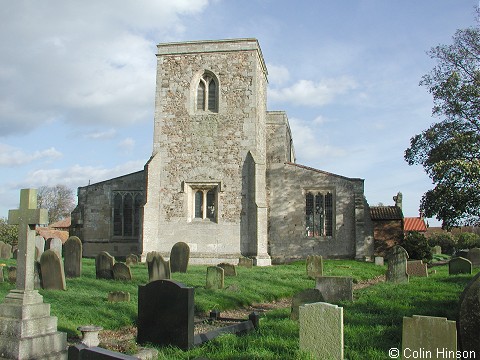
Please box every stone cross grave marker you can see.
[448,257,472,275]
[64,235,82,277]
[402,315,457,358]
[458,272,480,356]
[299,302,344,360]
[170,241,190,273]
[146,251,171,281]
[386,245,409,283]
[306,255,323,279]
[206,266,224,289]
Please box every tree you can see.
[405,23,480,229]
[37,184,76,224]
[0,217,18,246]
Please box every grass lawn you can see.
[0,258,476,359]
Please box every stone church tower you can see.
[142,39,271,265]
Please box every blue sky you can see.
[0,0,478,226]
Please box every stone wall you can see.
[373,220,404,256]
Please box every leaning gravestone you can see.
[64,236,82,278]
[170,242,190,273]
[40,249,67,290]
[466,247,480,266]
[35,235,45,260]
[299,302,344,360]
[206,266,224,290]
[217,262,237,276]
[113,263,132,281]
[0,241,12,259]
[46,237,63,257]
[0,188,67,359]
[386,245,409,283]
[458,272,480,356]
[306,255,323,279]
[96,251,115,279]
[407,260,428,277]
[449,257,472,275]
[290,289,323,320]
[137,280,195,350]
[402,315,457,357]
[126,254,139,266]
[146,251,171,281]
[315,276,353,302]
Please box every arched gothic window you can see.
[196,73,218,112]
[112,191,143,237]
[305,191,334,237]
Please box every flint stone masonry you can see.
[402,315,457,360]
[407,260,428,277]
[64,236,82,278]
[299,302,344,360]
[40,249,67,290]
[386,245,409,283]
[315,276,353,302]
[306,255,323,279]
[458,272,480,356]
[448,257,472,275]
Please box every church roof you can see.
[404,217,427,232]
[285,162,364,181]
[370,206,404,220]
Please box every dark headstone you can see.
[34,261,42,289]
[206,266,224,289]
[217,262,237,276]
[170,242,190,273]
[125,254,139,266]
[146,251,171,281]
[407,260,428,277]
[45,237,63,257]
[137,280,194,350]
[449,257,472,275]
[39,249,66,290]
[458,272,480,356]
[64,236,82,278]
[315,276,353,302]
[306,255,323,279]
[466,247,480,266]
[386,245,409,283]
[96,251,115,279]
[113,263,132,281]
[290,288,324,320]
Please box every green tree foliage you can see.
[427,232,456,255]
[402,231,433,262]
[405,25,480,228]
[0,217,18,246]
[455,232,480,249]
[37,184,76,224]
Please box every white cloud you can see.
[266,63,290,85]
[269,77,358,107]
[118,137,135,153]
[85,129,117,140]
[0,144,62,167]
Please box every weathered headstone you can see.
[448,257,472,275]
[407,260,428,277]
[290,289,323,320]
[402,315,457,359]
[108,291,131,302]
[34,261,42,289]
[96,251,115,279]
[0,264,4,283]
[432,245,442,255]
[35,235,45,260]
[146,251,171,281]
[315,276,353,302]
[217,262,237,276]
[0,188,67,359]
[113,263,132,281]
[170,242,190,273]
[299,302,344,360]
[458,272,480,356]
[40,249,67,290]
[206,266,224,290]
[238,256,253,268]
[466,247,480,266]
[64,236,82,278]
[306,255,323,279]
[46,237,63,257]
[7,266,16,284]
[137,280,195,350]
[386,245,409,283]
[0,241,12,259]
[126,253,139,266]
[375,256,384,266]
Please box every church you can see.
[70,38,374,265]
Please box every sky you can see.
[0,0,478,227]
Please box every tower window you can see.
[196,73,218,112]
[112,191,143,237]
[186,183,219,222]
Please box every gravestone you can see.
[7,266,16,284]
[290,289,323,320]
[466,247,480,266]
[0,188,67,359]
[46,237,63,257]
[96,251,115,279]
[402,315,457,358]
[34,261,42,289]
[108,291,131,302]
[407,260,428,277]
[374,256,384,266]
[458,272,480,356]
[170,242,190,273]
[432,245,442,255]
[0,241,12,259]
[137,280,195,350]
[206,266,224,290]
[299,302,344,360]
[448,257,472,275]
[113,263,132,281]
[238,256,253,268]
[64,236,82,278]
[315,276,353,302]
[35,235,45,260]
[0,264,4,283]
[217,262,237,276]
[306,255,323,279]
[126,253,139,266]
[386,245,409,283]
[40,249,67,290]
[146,251,171,281]
[457,249,469,258]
